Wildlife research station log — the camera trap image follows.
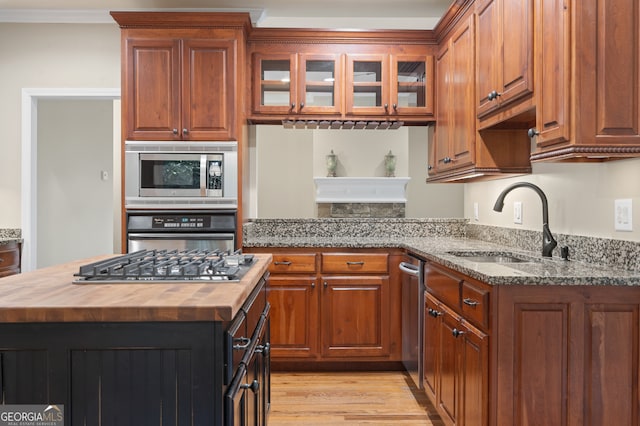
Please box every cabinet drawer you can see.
[269,254,317,274]
[425,262,461,309]
[0,243,20,272]
[461,281,490,330]
[321,253,388,274]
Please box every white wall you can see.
[37,99,116,268]
[465,159,640,241]
[0,23,120,227]
[251,125,464,218]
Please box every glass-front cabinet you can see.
[253,53,342,115]
[345,54,390,115]
[391,55,434,116]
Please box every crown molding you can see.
[0,8,265,24]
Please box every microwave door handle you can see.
[200,155,207,197]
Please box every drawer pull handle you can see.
[274,261,292,266]
[428,308,442,318]
[452,328,465,338]
[241,379,260,393]
[463,298,479,307]
[346,261,365,266]
[233,337,251,350]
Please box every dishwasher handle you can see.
[399,261,420,277]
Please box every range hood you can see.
[283,119,404,130]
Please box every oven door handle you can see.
[127,233,235,240]
[399,261,420,277]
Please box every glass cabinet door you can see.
[298,54,342,114]
[391,55,435,116]
[253,53,296,114]
[345,54,390,115]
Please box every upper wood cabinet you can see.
[253,52,342,116]
[475,0,534,120]
[123,35,237,141]
[430,12,476,175]
[112,12,250,142]
[391,55,435,116]
[247,29,436,124]
[428,4,532,182]
[530,0,640,161]
[345,53,391,116]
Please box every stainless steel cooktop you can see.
[73,249,255,284]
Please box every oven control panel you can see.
[152,216,211,229]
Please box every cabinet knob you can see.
[428,308,442,318]
[182,128,188,135]
[290,102,296,110]
[241,379,260,393]
[452,328,465,338]
[428,165,433,171]
[527,128,540,138]
[443,157,453,164]
[300,102,305,109]
[393,103,397,111]
[487,90,502,101]
[323,281,328,288]
[311,282,316,288]
[172,129,178,135]
[384,103,389,109]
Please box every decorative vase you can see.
[384,150,396,177]
[326,150,338,177]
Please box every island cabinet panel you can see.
[0,322,225,426]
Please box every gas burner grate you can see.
[74,249,255,283]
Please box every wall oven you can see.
[125,141,238,209]
[126,210,236,253]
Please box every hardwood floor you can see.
[268,371,445,425]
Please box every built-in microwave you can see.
[125,141,238,209]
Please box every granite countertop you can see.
[244,233,640,287]
[0,253,272,323]
[0,229,22,245]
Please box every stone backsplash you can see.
[0,229,21,240]
[317,203,405,218]
[244,218,468,239]
[467,224,640,272]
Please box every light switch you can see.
[513,201,522,224]
[615,199,633,231]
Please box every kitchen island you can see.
[0,253,272,426]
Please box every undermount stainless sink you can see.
[446,251,538,264]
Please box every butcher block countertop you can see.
[0,253,272,323]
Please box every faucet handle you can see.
[560,246,570,261]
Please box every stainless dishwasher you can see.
[400,254,425,390]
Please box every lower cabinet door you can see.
[424,294,441,400]
[459,321,488,426]
[321,276,390,358]
[438,307,460,425]
[268,276,319,359]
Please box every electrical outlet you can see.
[100,170,109,181]
[615,199,633,231]
[513,201,523,224]
[473,202,479,221]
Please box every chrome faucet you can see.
[493,182,557,257]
